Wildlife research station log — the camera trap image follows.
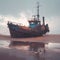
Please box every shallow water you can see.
[0,40,60,60]
[0,40,10,48]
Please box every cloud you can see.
[0,15,16,35]
[0,12,60,35]
[46,16,60,34]
[0,12,30,26]
[0,12,30,35]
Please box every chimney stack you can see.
[43,16,45,25]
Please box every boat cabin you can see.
[28,16,40,28]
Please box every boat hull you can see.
[7,23,46,38]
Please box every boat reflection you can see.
[0,40,60,60]
[9,41,45,52]
[9,41,46,60]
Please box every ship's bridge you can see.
[28,15,40,28]
[28,20,40,28]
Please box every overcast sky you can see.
[0,0,60,35]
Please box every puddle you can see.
[0,40,10,48]
[9,41,46,52]
[0,40,60,50]
[47,43,60,49]
[0,40,60,60]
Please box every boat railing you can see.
[8,21,23,26]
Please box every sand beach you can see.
[0,34,60,60]
[0,34,60,43]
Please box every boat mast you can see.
[37,2,40,21]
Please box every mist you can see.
[0,12,60,35]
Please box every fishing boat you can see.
[7,2,49,38]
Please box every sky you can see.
[0,0,60,35]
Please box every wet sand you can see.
[0,46,60,60]
[0,34,60,60]
[0,34,60,43]
[0,47,35,60]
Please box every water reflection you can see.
[9,41,60,60]
[9,41,45,52]
[0,40,10,48]
[0,40,60,60]
[47,43,60,49]
[9,41,46,60]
